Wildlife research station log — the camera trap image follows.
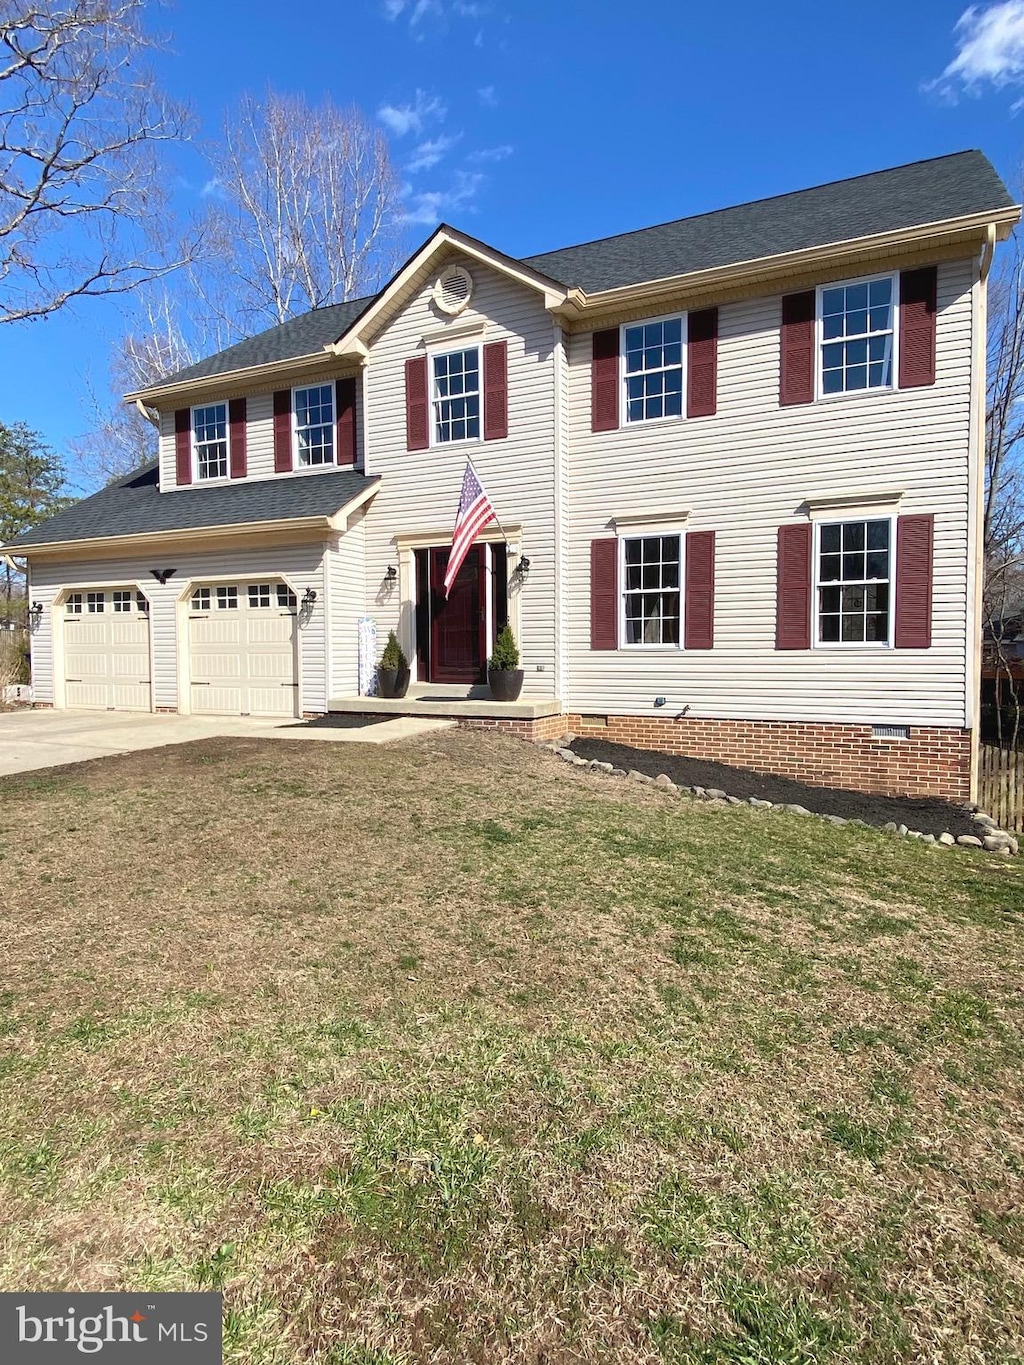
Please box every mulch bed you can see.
[568,736,977,840]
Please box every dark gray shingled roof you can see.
[158,295,376,385]
[148,151,1011,391]
[521,151,1015,293]
[6,463,378,548]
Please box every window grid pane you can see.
[820,279,893,394]
[624,318,684,423]
[112,591,132,613]
[191,588,211,612]
[66,593,82,615]
[295,385,335,466]
[248,584,272,609]
[194,403,228,480]
[216,586,238,610]
[817,519,890,644]
[86,592,105,614]
[433,348,481,443]
[623,535,682,644]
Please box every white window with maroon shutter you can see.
[293,384,335,466]
[814,518,893,646]
[620,534,683,645]
[192,403,229,481]
[432,346,481,444]
[818,275,896,398]
[623,317,684,424]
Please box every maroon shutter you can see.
[483,340,508,440]
[273,390,292,473]
[590,538,618,650]
[687,308,718,418]
[894,513,934,648]
[780,290,815,406]
[776,524,812,649]
[174,408,192,486]
[228,397,247,479]
[899,267,937,389]
[684,530,715,648]
[591,329,619,432]
[336,377,357,465]
[406,356,429,451]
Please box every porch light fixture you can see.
[385,564,398,583]
[512,555,531,585]
[28,601,43,624]
[302,587,317,609]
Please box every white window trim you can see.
[191,401,230,483]
[620,311,687,427]
[428,342,483,449]
[617,528,686,651]
[814,272,898,403]
[292,382,337,468]
[811,514,896,650]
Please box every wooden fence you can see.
[978,743,1024,832]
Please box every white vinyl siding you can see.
[361,256,559,695]
[565,256,977,727]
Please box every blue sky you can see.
[4,0,1024,484]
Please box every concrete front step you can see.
[329,691,563,721]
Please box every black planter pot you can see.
[377,666,410,699]
[488,668,524,702]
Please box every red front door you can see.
[429,546,486,684]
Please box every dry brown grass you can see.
[0,728,1022,1364]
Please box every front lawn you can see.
[1,730,1022,1363]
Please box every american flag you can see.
[444,462,496,597]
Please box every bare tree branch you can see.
[0,0,194,323]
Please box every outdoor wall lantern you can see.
[302,587,317,609]
[28,601,43,624]
[512,555,531,585]
[384,564,398,583]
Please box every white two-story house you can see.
[5,150,1018,801]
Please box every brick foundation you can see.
[456,713,573,743]
[547,714,971,801]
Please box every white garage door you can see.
[189,582,298,717]
[63,590,152,711]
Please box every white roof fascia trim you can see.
[804,489,905,517]
[10,515,337,556]
[557,206,1021,318]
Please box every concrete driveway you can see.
[0,709,453,777]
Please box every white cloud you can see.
[468,143,513,163]
[928,1,1024,100]
[477,84,497,106]
[401,170,485,226]
[199,176,226,199]
[376,90,446,138]
[406,134,461,173]
[382,0,485,27]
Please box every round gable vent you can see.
[434,264,473,315]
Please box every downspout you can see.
[968,222,997,802]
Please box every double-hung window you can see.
[816,519,891,645]
[193,403,228,480]
[624,317,683,423]
[819,277,894,396]
[432,347,480,443]
[294,385,334,466]
[622,534,682,645]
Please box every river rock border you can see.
[542,736,1019,857]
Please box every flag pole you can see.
[466,454,510,551]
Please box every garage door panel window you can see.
[248,584,272,608]
[86,592,105,613]
[191,588,211,612]
[277,585,297,610]
[193,403,228,481]
[216,586,238,610]
[66,593,83,615]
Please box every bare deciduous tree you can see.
[984,229,1024,747]
[0,0,192,324]
[199,90,403,336]
[75,89,405,483]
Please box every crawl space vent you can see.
[872,724,910,740]
[434,265,473,315]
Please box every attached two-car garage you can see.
[59,579,300,718]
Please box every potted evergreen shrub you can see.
[487,624,524,702]
[376,630,410,699]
